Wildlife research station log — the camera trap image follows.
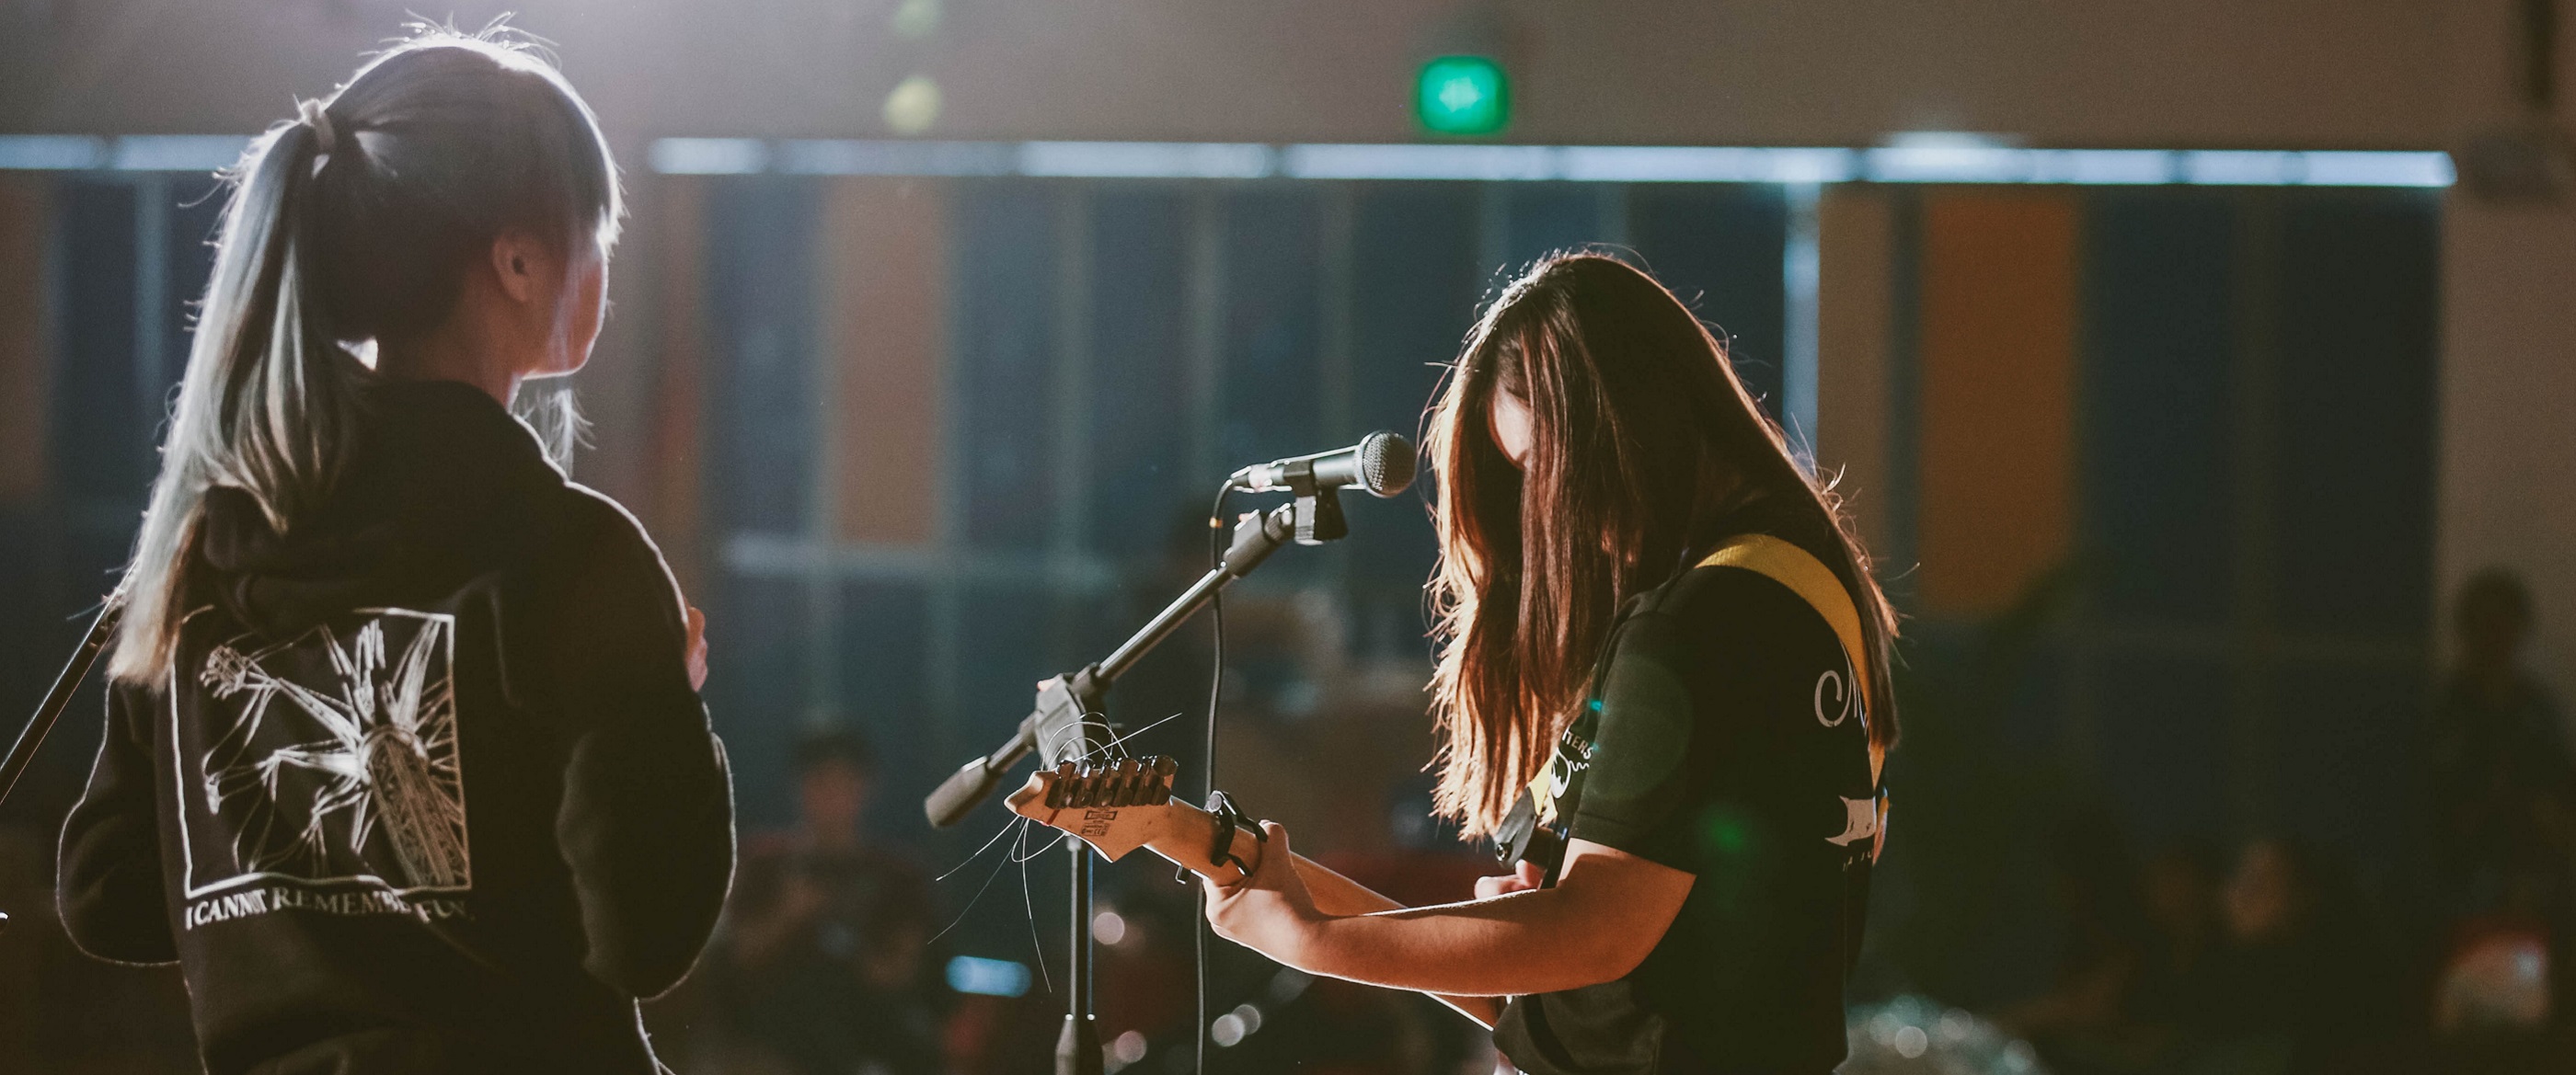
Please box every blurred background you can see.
[3,1,2575,1073]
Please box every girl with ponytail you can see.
[58,27,733,1074]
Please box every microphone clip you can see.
[1277,459,1347,545]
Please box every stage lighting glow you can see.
[2302,150,2457,187]
[884,75,942,136]
[1867,144,2026,184]
[2182,150,2301,185]
[1558,146,1860,184]
[1020,141,1272,178]
[891,0,940,39]
[1418,55,1509,136]
[946,955,1034,998]
[1283,143,1553,180]
[4,134,2450,190]
[1892,1024,1928,1058]
[649,138,768,175]
[0,135,104,169]
[110,135,250,172]
[776,139,1012,176]
[1090,909,1127,945]
[658,140,2448,189]
[2028,149,2173,184]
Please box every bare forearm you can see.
[1204,831,1677,1024]
[1290,889,1635,999]
[1286,858,1503,1026]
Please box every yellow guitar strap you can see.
[1693,534,1874,710]
[1696,534,1884,786]
[1526,533,1887,813]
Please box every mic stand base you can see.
[1057,1012,1103,1075]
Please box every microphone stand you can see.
[924,486,1347,1075]
[0,592,126,932]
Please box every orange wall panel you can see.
[823,178,947,547]
[0,178,46,505]
[1915,190,2079,617]
[1817,187,1896,563]
[648,177,708,589]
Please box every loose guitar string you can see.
[935,810,1035,884]
[927,816,1032,944]
[1079,709,1191,764]
[1015,818,1054,994]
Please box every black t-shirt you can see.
[1493,509,1879,1075]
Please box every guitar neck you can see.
[1004,763,1403,916]
[1005,764,1495,1027]
[1116,796,1264,886]
[1124,800,1400,916]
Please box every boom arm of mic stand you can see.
[0,592,126,931]
[923,501,1301,828]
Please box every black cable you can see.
[1196,480,1229,1075]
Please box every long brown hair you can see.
[1424,252,1898,838]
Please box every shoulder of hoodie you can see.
[541,479,689,623]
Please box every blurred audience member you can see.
[2101,838,2225,1049]
[2427,569,2575,1023]
[2000,815,2146,1048]
[713,729,949,1075]
[2126,841,2225,1035]
[2199,839,2392,1071]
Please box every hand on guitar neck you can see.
[1006,759,1505,1028]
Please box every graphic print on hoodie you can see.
[178,607,474,930]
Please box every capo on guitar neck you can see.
[1190,789,1265,885]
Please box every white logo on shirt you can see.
[1827,795,1879,847]
[1813,669,1853,728]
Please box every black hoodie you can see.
[57,380,736,1074]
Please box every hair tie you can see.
[296,98,337,155]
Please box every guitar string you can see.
[1015,815,1054,995]
[1076,708,1192,767]
[927,815,1034,944]
[936,808,1036,883]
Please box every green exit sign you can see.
[1417,55,1509,136]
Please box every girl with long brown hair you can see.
[1204,252,1897,1074]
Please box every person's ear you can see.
[488,231,547,304]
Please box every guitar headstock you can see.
[1006,756,1183,861]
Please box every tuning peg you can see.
[1124,757,1151,806]
[1080,761,1110,807]
[1152,755,1177,800]
[1048,761,1077,808]
[1113,757,1145,806]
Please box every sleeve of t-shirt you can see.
[1565,609,1706,870]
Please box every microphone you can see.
[1229,431,1417,497]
